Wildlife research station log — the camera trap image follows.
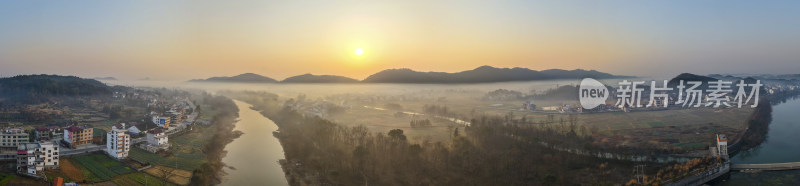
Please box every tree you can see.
[453,127,460,137]
[155,166,179,185]
[353,145,369,172]
[388,129,406,142]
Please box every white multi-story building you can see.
[17,141,59,177]
[2,127,30,151]
[106,124,130,160]
[716,134,728,159]
[143,128,170,153]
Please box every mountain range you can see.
[281,74,359,83]
[189,66,632,84]
[189,73,278,83]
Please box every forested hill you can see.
[0,74,111,103]
[188,73,278,83]
[280,74,359,83]
[362,66,631,83]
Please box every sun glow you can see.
[354,48,364,56]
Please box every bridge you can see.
[731,162,800,172]
[664,133,800,185]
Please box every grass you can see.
[647,121,665,127]
[675,142,707,151]
[71,154,135,181]
[0,173,16,185]
[329,106,458,142]
[112,172,176,186]
[44,169,74,183]
[69,158,100,182]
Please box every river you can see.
[721,97,800,185]
[219,100,289,186]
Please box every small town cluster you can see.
[0,90,200,183]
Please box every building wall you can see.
[0,134,29,148]
[39,142,58,168]
[106,130,130,159]
[146,132,169,146]
[16,142,59,177]
[64,128,93,148]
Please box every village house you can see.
[33,126,62,142]
[142,128,169,153]
[1,127,30,152]
[127,125,142,135]
[16,141,58,177]
[63,125,93,149]
[106,124,130,160]
[152,116,171,128]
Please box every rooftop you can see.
[2,127,26,134]
[17,143,41,151]
[148,128,165,134]
[66,125,92,132]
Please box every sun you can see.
[354,48,364,56]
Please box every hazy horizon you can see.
[2,1,800,80]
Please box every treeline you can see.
[643,156,723,185]
[729,97,772,155]
[230,91,645,185]
[410,119,431,127]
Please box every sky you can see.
[1,0,799,81]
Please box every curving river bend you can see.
[220,100,289,186]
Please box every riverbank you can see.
[187,95,242,185]
[228,91,652,185]
[217,100,288,185]
[728,97,773,156]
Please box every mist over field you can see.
[3,0,800,185]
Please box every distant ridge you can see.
[189,66,631,84]
[92,77,117,81]
[0,74,112,104]
[281,74,358,83]
[361,66,631,83]
[189,73,277,83]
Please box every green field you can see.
[112,172,176,186]
[71,154,135,181]
[128,127,209,171]
[0,173,16,185]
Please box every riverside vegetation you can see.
[227,91,658,185]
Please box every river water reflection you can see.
[722,97,800,185]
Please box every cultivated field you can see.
[112,172,176,186]
[71,154,136,181]
[331,95,754,153]
[128,131,207,171]
[144,165,193,185]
